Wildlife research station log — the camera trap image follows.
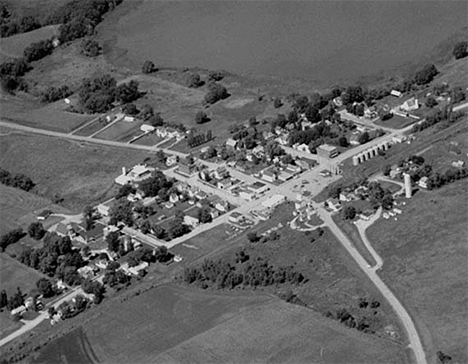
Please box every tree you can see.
[436,351,452,364]
[186,73,203,88]
[358,131,370,144]
[452,87,465,104]
[27,222,45,240]
[148,113,164,127]
[265,140,285,160]
[382,164,391,176]
[0,290,7,309]
[338,136,348,147]
[247,232,260,243]
[273,97,282,108]
[425,96,437,108]
[195,111,209,124]
[106,231,121,252]
[204,82,228,104]
[23,39,54,62]
[198,206,212,224]
[123,103,138,115]
[208,70,224,81]
[81,38,100,57]
[83,205,97,231]
[414,64,438,85]
[109,199,134,226]
[305,105,321,123]
[452,41,468,60]
[0,228,25,251]
[36,278,55,298]
[142,60,157,74]
[116,80,140,104]
[342,206,356,220]
[139,104,154,121]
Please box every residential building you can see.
[317,144,339,158]
[55,222,70,237]
[252,145,264,156]
[359,210,374,221]
[226,138,238,149]
[333,97,343,107]
[229,212,244,224]
[209,208,220,219]
[301,121,313,131]
[217,178,232,190]
[77,266,96,279]
[390,90,403,98]
[11,305,27,316]
[261,194,286,209]
[239,189,256,201]
[418,176,429,189]
[214,200,230,212]
[115,164,155,185]
[319,170,331,177]
[177,163,197,176]
[296,143,310,153]
[327,198,342,212]
[400,97,419,112]
[452,160,465,168]
[37,210,52,221]
[184,210,200,228]
[166,155,178,167]
[169,193,179,204]
[262,168,277,183]
[349,133,361,146]
[214,166,229,180]
[296,158,315,170]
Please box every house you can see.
[142,196,157,206]
[209,208,220,219]
[127,193,140,202]
[400,97,419,112]
[246,151,254,162]
[177,163,197,176]
[199,169,211,181]
[262,194,286,209]
[349,133,361,146]
[359,210,374,221]
[217,178,232,190]
[195,190,208,200]
[124,116,135,122]
[184,210,200,228]
[390,169,402,179]
[166,155,178,167]
[169,193,179,204]
[296,158,315,170]
[214,166,229,180]
[128,262,149,276]
[393,208,402,215]
[296,143,310,153]
[252,145,264,156]
[164,202,174,209]
[317,144,339,158]
[229,212,244,224]
[97,203,110,217]
[276,134,289,146]
[215,200,230,212]
[262,131,275,140]
[301,120,313,131]
[327,198,342,212]
[339,192,356,202]
[262,168,277,183]
[333,97,343,108]
[77,266,96,279]
[55,222,70,237]
[452,160,465,168]
[140,124,155,133]
[390,90,403,98]
[95,260,109,269]
[285,164,301,174]
[274,126,284,135]
[418,176,429,189]
[226,138,238,149]
[392,135,405,144]
[74,224,104,244]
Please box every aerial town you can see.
[0,1,467,364]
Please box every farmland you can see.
[78,284,406,364]
[0,253,45,297]
[0,134,150,211]
[367,180,468,363]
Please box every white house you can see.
[115,165,155,185]
[418,176,429,189]
[400,97,419,112]
[327,198,342,212]
[226,138,238,149]
[262,168,277,183]
[97,203,110,217]
[184,212,200,228]
[214,200,230,212]
[390,90,403,98]
[169,193,179,204]
[296,143,310,153]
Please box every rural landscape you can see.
[0,1,467,364]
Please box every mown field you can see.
[81,284,406,364]
[0,134,150,211]
[368,180,468,364]
[0,253,45,297]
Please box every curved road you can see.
[314,203,427,364]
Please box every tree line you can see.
[0,168,34,191]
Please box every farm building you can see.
[115,165,155,185]
[317,144,338,158]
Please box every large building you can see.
[317,144,339,159]
[261,194,286,209]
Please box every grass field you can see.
[367,180,468,364]
[375,114,420,129]
[0,25,60,60]
[73,120,107,137]
[133,132,165,146]
[0,134,151,211]
[0,310,23,341]
[81,284,407,364]
[0,253,46,297]
[94,120,143,142]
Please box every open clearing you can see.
[0,134,150,211]
[0,25,60,60]
[80,284,406,364]
[368,180,468,364]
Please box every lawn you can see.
[367,180,468,364]
[73,119,107,137]
[374,114,419,129]
[132,133,164,146]
[81,284,407,364]
[93,120,143,142]
[0,134,151,211]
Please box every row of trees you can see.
[183,255,305,290]
[0,229,25,252]
[187,129,212,148]
[426,167,468,190]
[412,106,464,133]
[0,168,34,191]
[41,85,72,103]
[0,13,41,38]
[0,287,25,311]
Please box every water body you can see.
[115,0,467,84]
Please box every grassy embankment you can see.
[367,180,468,364]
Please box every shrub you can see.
[186,73,203,88]
[208,70,224,81]
[204,82,229,104]
[452,41,468,60]
[81,38,101,57]
[195,111,209,124]
[142,60,157,74]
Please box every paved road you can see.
[314,203,427,364]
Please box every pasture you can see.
[83,284,407,364]
[367,180,468,364]
[0,25,60,60]
[0,134,150,211]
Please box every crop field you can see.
[0,25,60,60]
[94,120,143,142]
[31,327,98,364]
[0,253,45,297]
[80,284,406,364]
[367,180,468,363]
[0,134,150,211]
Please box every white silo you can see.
[404,173,412,198]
